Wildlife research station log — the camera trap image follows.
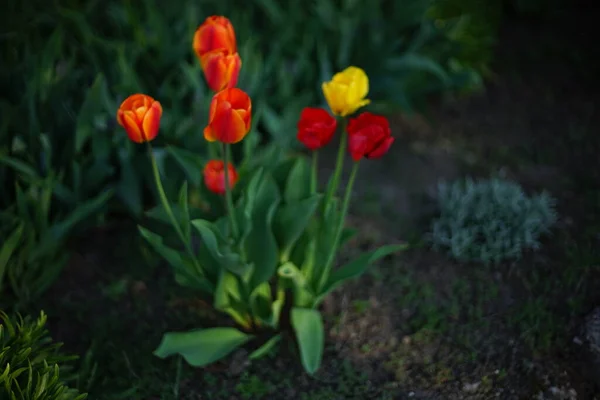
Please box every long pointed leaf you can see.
[290,308,324,375]
[317,244,407,302]
[154,328,253,367]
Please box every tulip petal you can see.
[367,137,395,159]
[122,111,143,143]
[203,126,217,142]
[142,102,162,142]
[212,105,247,144]
[348,133,369,162]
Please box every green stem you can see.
[310,151,318,194]
[318,161,359,291]
[323,118,347,211]
[223,143,239,239]
[147,143,202,274]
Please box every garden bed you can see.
[37,7,600,400]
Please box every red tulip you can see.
[193,16,237,61]
[203,160,238,195]
[116,94,162,143]
[346,112,394,161]
[204,88,252,144]
[296,107,337,151]
[200,49,242,92]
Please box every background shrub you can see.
[430,177,558,264]
[0,310,87,399]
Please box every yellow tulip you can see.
[321,66,370,117]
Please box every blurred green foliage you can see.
[427,0,503,76]
[0,0,483,217]
[0,0,488,304]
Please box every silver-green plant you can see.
[430,177,557,264]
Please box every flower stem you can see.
[324,118,347,211]
[223,143,239,239]
[318,161,359,291]
[310,151,319,194]
[147,143,202,274]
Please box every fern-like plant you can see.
[430,177,557,264]
[0,310,86,400]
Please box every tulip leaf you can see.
[271,157,297,194]
[214,269,241,311]
[248,334,281,360]
[274,195,322,260]
[291,308,324,375]
[154,328,253,367]
[244,173,281,289]
[167,146,206,187]
[249,282,273,325]
[178,181,190,241]
[284,157,311,203]
[316,244,408,302]
[191,219,248,276]
[139,226,214,294]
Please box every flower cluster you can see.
[115,15,401,376]
[116,17,394,198]
[297,67,394,162]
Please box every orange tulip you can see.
[193,16,237,61]
[204,88,252,144]
[116,94,162,143]
[200,49,242,92]
[203,160,238,195]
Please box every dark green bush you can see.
[0,310,87,400]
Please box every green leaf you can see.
[214,269,242,311]
[178,181,190,241]
[385,53,449,85]
[167,147,206,187]
[191,219,247,276]
[47,189,113,242]
[244,173,281,288]
[0,222,24,289]
[154,328,253,367]
[76,74,106,153]
[273,195,322,260]
[248,334,281,360]
[317,244,407,301]
[290,308,324,375]
[0,154,39,179]
[284,157,311,202]
[139,226,213,294]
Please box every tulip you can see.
[193,16,237,61]
[347,112,394,161]
[116,94,162,143]
[296,107,338,151]
[203,160,238,195]
[200,49,242,92]
[322,66,370,117]
[204,88,252,144]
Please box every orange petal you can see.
[203,125,217,142]
[211,101,247,143]
[116,109,125,127]
[142,102,162,142]
[202,52,228,92]
[122,111,143,143]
